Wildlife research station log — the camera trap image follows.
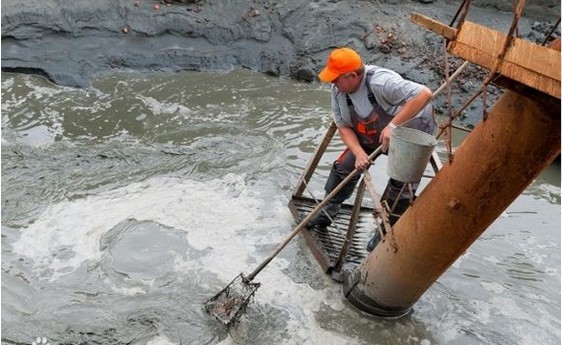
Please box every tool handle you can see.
[245,146,383,281]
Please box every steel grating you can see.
[288,196,377,273]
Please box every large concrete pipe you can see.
[343,83,561,317]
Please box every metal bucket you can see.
[387,127,437,183]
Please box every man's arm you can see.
[338,126,372,170]
[379,86,432,152]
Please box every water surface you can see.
[2,70,560,345]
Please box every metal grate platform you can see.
[288,196,377,274]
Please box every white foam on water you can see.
[11,170,351,342]
[69,98,113,113]
[102,275,154,296]
[1,76,75,147]
[480,281,505,294]
[146,335,176,345]
[480,295,555,345]
[482,255,500,264]
[136,94,194,119]
[12,174,283,281]
[244,263,365,345]
[468,299,491,324]
[488,296,530,321]
[8,171,319,341]
[2,75,15,89]
[528,182,561,200]
[438,316,473,343]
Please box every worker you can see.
[308,47,436,251]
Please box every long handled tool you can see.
[204,147,383,326]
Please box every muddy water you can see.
[1,70,560,345]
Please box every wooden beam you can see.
[410,12,456,40]
[450,21,560,99]
[493,75,561,107]
[410,13,561,100]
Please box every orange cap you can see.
[318,47,363,83]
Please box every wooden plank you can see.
[493,75,561,107]
[449,21,560,99]
[410,13,560,100]
[410,12,456,40]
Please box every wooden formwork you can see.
[411,13,561,104]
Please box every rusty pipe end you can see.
[342,268,412,319]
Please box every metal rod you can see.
[449,0,468,27]
[333,179,366,273]
[433,61,470,98]
[437,87,484,139]
[362,169,391,237]
[542,16,561,46]
[293,121,337,198]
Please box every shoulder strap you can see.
[365,70,377,106]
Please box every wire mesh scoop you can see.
[204,273,260,326]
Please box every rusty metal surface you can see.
[347,89,561,316]
[288,196,376,273]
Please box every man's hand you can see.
[379,125,393,153]
[354,150,371,170]
[339,126,372,169]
